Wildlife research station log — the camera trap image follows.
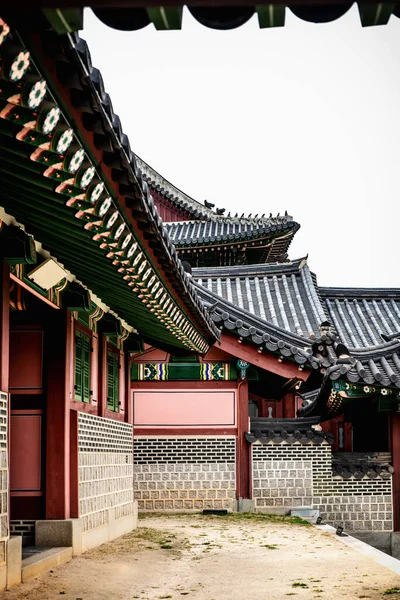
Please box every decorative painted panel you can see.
[131,362,237,381]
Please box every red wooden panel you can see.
[10,411,42,492]
[9,329,43,390]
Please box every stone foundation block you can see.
[36,519,82,556]
[6,536,22,589]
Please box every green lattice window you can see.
[74,330,91,403]
[107,348,120,412]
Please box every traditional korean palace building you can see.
[132,155,400,558]
[0,5,400,590]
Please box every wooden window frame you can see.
[106,343,120,413]
[74,326,92,404]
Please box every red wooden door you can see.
[10,410,44,519]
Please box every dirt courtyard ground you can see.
[3,513,400,600]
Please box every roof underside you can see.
[15,5,400,34]
[0,18,218,353]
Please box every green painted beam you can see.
[256,4,286,27]
[358,2,394,25]
[147,6,183,29]
[42,9,84,34]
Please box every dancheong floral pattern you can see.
[55,128,74,154]
[41,106,60,134]
[0,18,10,47]
[90,182,104,203]
[66,148,85,174]
[28,79,47,109]
[9,50,30,81]
[78,166,95,189]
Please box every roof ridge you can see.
[135,155,214,219]
[136,157,296,225]
[321,286,400,297]
[192,257,308,278]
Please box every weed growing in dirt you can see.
[384,589,400,595]
[141,512,310,526]
[212,513,311,526]
[292,582,308,588]
[261,544,279,550]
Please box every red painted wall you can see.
[9,328,43,391]
[134,390,236,427]
[151,190,192,223]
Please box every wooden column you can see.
[283,392,296,418]
[91,332,99,410]
[124,351,133,424]
[236,378,250,499]
[392,414,400,531]
[69,409,79,518]
[45,308,72,519]
[0,262,9,393]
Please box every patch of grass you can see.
[384,589,400,595]
[160,544,173,550]
[208,512,311,526]
[158,596,172,599]
[262,544,279,550]
[292,583,308,589]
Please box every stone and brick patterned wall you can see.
[252,441,392,532]
[0,393,8,544]
[78,413,134,532]
[134,437,236,511]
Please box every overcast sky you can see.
[83,8,400,289]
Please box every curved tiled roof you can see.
[136,156,214,221]
[164,216,298,247]
[246,416,333,445]
[321,287,400,350]
[1,25,218,352]
[325,341,400,387]
[194,259,327,338]
[194,259,400,389]
[65,34,220,348]
[195,279,321,368]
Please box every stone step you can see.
[21,546,72,583]
[290,508,320,520]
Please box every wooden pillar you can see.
[45,308,72,519]
[0,262,9,393]
[392,414,400,531]
[98,336,107,417]
[236,378,250,499]
[69,409,79,518]
[91,332,99,410]
[124,352,132,424]
[283,392,296,418]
